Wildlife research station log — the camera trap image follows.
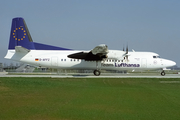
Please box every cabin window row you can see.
[60,59,123,62]
[106,59,122,62]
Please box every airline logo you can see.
[12,27,26,41]
[115,63,140,67]
[102,63,140,68]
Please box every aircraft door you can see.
[51,57,58,66]
[141,58,147,68]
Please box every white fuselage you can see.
[5,49,176,71]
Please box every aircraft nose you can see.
[166,60,176,67]
[172,61,176,66]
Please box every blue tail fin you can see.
[8,17,35,50]
[8,17,72,50]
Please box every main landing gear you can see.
[161,70,166,76]
[93,61,101,76]
[93,70,101,76]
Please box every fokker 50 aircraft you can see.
[5,17,176,76]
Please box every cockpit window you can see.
[153,56,160,58]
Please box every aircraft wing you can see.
[67,44,108,61]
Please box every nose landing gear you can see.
[161,70,166,76]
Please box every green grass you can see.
[0,77,180,120]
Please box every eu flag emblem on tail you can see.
[8,17,71,51]
[12,26,26,41]
[8,17,35,50]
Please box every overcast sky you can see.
[0,0,180,66]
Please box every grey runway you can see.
[1,72,180,78]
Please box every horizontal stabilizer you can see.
[15,46,30,53]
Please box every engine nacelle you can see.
[107,50,125,60]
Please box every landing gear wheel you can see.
[94,70,101,76]
[161,71,166,76]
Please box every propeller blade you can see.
[126,45,128,54]
[126,44,128,61]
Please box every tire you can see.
[93,70,101,76]
[161,71,166,76]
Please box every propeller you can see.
[126,44,128,54]
[123,44,129,62]
[126,45,128,61]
